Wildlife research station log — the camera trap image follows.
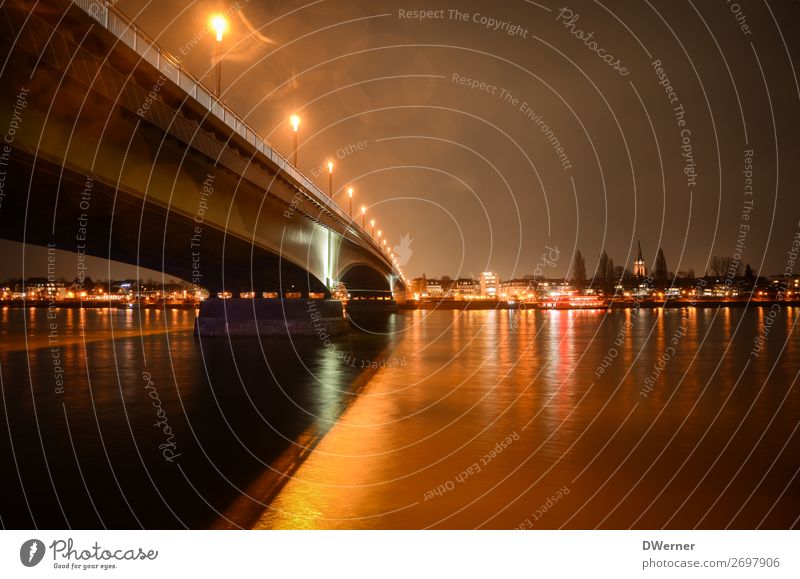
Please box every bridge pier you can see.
[195,298,347,338]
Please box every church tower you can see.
[633,239,647,277]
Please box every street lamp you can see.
[290,114,300,166]
[209,14,228,97]
[370,219,375,238]
[327,160,334,197]
[361,206,366,228]
[377,230,382,241]
[348,187,353,217]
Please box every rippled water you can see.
[1,306,798,529]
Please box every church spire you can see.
[634,238,647,277]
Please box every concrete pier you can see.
[195,298,347,338]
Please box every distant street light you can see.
[209,15,228,97]
[327,160,334,197]
[290,114,301,166]
[377,230,382,240]
[348,187,353,217]
[361,206,366,228]
[370,219,375,238]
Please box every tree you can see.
[572,250,587,290]
[654,248,668,285]
[598,251,609,287]
[711,256,741,279]
[744,264,754,280]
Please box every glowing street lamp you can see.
[348,187,353,217]
[377,230,382,240]
[209,14,228,97]
[290,114,301,166]
[370,219,375,238]
[327,160,334,197]
[361,206,366,228]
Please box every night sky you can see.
[4,0,800,282]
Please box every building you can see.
[410,275,428,297]
[426,281,443,296]
[479,271,499,299]
[454,278,478,297]
[500,279,536,301]
[633,239,647,277]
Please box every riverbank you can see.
[400,298,800,310]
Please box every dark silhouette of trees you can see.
[597,251,610,292]
[654,248,668,285]
[572,250,587,290]
[711,256,742,278]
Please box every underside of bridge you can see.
[0,0,403,298]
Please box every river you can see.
[0,305,797,529]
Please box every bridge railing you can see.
[69,0,389,260]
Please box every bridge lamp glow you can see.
[210,15,228,41]
[377,230,382,238]
[290,115,301,166]
[370,219,375,238]
[209,15,229,97]
[327,160,334,197]
[347,187,353,217]
[361,205,366,228]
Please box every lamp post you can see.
[370,219,375,238]
[327,160,334,197]
[290,114,300,166]
[361,206,366,228]
[209,15,228,98]
[348,187,353,217]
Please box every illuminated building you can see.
[479,271,499,299]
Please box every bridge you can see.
[0,0,406,305]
